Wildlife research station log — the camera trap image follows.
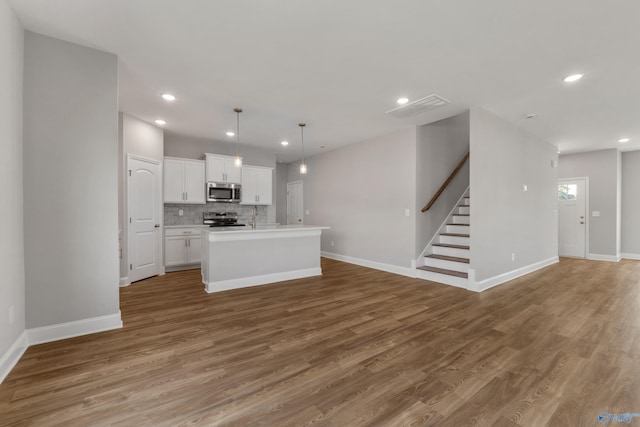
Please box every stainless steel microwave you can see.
[206,182,241,203]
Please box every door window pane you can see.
[558,184,577,200]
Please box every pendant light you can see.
[234,108,243,168]
[299,123,307,174]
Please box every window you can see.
[558,184,577,200]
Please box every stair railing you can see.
[422,151,470,212]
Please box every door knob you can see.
[580,221,584,224]
[580,216,584,219]
[154,224,160,228]
[298,219,302,222]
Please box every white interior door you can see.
[128,156,162,282]
[287,181,303,225]
[558,178,587,258]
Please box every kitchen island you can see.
[201,225,329,293]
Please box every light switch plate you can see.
[404,209,410,217]
[592,211,600,217]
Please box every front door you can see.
[287,181,303,225]
[558,178,587,258]
[128,156,162,282]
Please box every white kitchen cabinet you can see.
[240,166,273,205]
[205,153,241,183]
[164,157,205,204]
[165,228,203,269]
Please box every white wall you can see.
[621,151,640,256]
[415,111,470,256]
[118,113,164,281]
[558,149,620,258]
[287,128,417,273]
[23,32,120,328]
[275,163,288,225]
[0,0,25,368]
[469,108,558,284]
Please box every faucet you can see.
[250,205,258,229]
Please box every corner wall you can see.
[0,0,25,382]
[23,32,120,331]
[469,108,558,287]
[287,128,417,274]
[558,149,620,259]
[621,151,640,257]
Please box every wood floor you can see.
[1,257,639,426]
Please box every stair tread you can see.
[425,254,470,263]
[433,243,470,249]
[417,266,468,278]
[440,233,470,237]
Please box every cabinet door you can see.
[184,160,205,204]
[225,158,242,184]
[187,236,202,263]
[206,155,225,182]
[164,159,185,203]
[165,236,188,266]
[240,167,258,204]
[256,168,273,205]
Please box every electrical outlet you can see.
[178,209,184,216]
[330,240,334,247]
[404,209,410,217]
[9,306,15,325]
[511,253,515,262]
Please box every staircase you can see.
[417,192,470,288]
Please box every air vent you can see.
[386,94,450,118]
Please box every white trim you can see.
[468,257,559,292]
[322,251,416,278]
[416,185,470,264]
[621,253,640,260]
[204,267,321,293]
[27,312,123,346]
[587,253,622,262]
[0,332,28,384]
[119,276,130,287]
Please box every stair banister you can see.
[421,151,470,212]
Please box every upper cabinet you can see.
[241,166,273,205]
[205,153,241,184]
[164,157,206,204]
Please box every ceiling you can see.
[9,0,640,162]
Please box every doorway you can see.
[127,155,162,282]
[287,181,303,225]
[558,178,588,258]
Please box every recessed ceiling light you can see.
[563,73,584,83]
[161,93,176,101]
[281,141,289,146]
[618,138,630,143]
[226,131,235,137]
[155,119,166,125]
[396,97,409,105]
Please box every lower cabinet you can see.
[165,228,203,270]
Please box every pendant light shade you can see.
[299,123,307,175]
[234,108,243,168]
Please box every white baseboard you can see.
[204,268,321,294]
[621,253,640,260]
[587,253,622,262]
[119,276,130,287]
[321,251,416,278]
[0,331,28,384]
[27,311,123,346]
[468,257,559,292]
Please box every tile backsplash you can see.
[164,203,268,226]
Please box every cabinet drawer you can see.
[165,227,205,237]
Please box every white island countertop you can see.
[201,224,329,293]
